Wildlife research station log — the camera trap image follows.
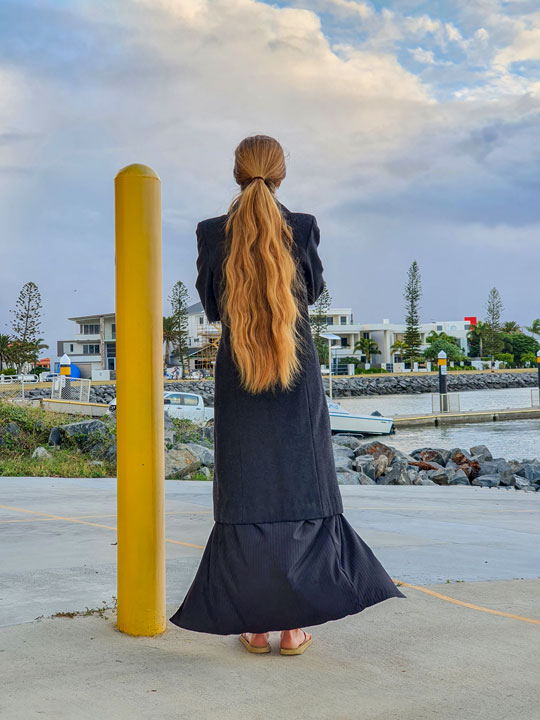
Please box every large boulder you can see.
[448,448,481,481]
[48,426,61,446]
[165,446,201,479]
[513,476,530,490]
[373,454,389,479]
[478,459,513,486]
[354,440,395,465]
[58,419,116,462]
[183,442,214,466]
[471,474,500,487]
[517,461,540,484]
[357,471,377,485]
[412,470,436,486]
[408,459,446,473]
[59,419,108,439]
[377,459,411,485]
[332,435,363,451]
[336,469,363,485]
[448,468,470,485]
[427,467,455,485]
[333,447,355,471]
[470,444,493,462]
[354,454,376,481]
[4,422,21,436]
[410,448,450,466]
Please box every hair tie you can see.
[252,176,265,181]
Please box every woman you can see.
[169,135,405,655]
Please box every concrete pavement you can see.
[1,479,539,719]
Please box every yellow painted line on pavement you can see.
[0,509,213,524]
[343,506,539,513]
[2,503,539,622]
[4,509,211,521]
[0,504,205,549]
[395,579,540,626]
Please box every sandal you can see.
[280,629,312,656]
[239,633,271,654]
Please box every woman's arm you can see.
[302,215,325,305]
[195,222,221,322]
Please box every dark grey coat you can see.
[195,201,343,524]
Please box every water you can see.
[337,388,540,459]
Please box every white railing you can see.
[51,376,91,403]
[0,373,39,384]
[431,393,461,413]
[0,381,24,403]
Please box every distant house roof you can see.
[67,304,204,322]
[68,313,115,321]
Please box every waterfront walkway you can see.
[2,479,539,719]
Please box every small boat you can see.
[326,397,394,436]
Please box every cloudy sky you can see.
[2,0,540,356]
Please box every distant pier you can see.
[393,406,540,428]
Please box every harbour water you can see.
[338,387,540,459]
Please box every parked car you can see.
[163,391,214,424]
[107,392,214,425]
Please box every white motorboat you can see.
[326,397,394,436]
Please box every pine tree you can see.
[403,261,422,369]
[485,287,503,329]
[310,282,331,365]
[9,281,43,372]
[484,287,504,358]
[168,281,190,375]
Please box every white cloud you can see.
[2,0,540,345]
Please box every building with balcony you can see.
[55,313,116,379]
[307,308,473,367]
[55,304,474,379]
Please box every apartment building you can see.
[55,313,116,379]
[56,305,474,378]
[308,308,474,367]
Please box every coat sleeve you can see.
[195,223,221,322]
[301,215,325,305]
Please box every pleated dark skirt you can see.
[168,513,406,635]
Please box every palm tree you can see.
[501,321,521,334]
[525,318,540,339]
[467,320,490,357]
[353,337,380,365]
[163,316,176,367]
[0,334,15,372]
[390,340,407,362]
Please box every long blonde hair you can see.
[220,135,308,395]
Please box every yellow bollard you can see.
[115,163,165,636]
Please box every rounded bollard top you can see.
[115,163,160,180]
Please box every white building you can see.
[307,308,473,367]
[55,313,116,379]
[56,304,474,379]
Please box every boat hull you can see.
[329,411,394,436]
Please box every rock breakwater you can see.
[19,371,538,405]
[332,438,540,492]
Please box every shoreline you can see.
[4,370,538,407]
